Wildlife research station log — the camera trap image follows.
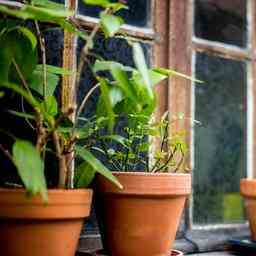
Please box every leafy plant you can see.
[0,0,199,200]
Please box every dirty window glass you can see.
[193,52,247,225]
[78,0,151,28]
[194,0,247,47]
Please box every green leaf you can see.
[97,78,115,132]
[41,96,58,117]
[74,162,96,188]
[76,122,95,139]
[0,5,85,38]
[37,64,73,75]
[153,67,203,84]
[84,0,111,7]
[0,82,39,108]
[0,27,38,83]
[28,66,59,96]
[31,0,66,10]
[0,91,5,98]
[12,140,47,202]
[8,110,35,120]
[100,135,128,148]
[138,142,150,152]
[93,60,134,73]
[17,27,37,50]
[109,87,124,107]
[110,64,138,105]
[75,146,123,189]
[132,43,153,99]
[100,12,124,37]
[84,0,128,11]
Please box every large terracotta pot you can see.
[240,179,256,240]
[0,188,93,256]
[94,249,184,256]
[95,172,191,256]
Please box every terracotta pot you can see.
[240,179,256,240]
[0,188,93,256]
[95,172,191,256]
[94,249,184,256]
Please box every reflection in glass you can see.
[193,53,247,224]
[194,0,247,47]
[78,0,151,28]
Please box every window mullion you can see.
[192,37,251,61]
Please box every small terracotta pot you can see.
[0,188,93,256]
[240,179,256,240]
[94,249,184,256]
[95,172,191,256]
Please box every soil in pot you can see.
[95,172,191,256]
[0,188,93,256]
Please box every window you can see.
[0,0,253,253]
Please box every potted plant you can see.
[91,43,194,255]
[0,0,143,255]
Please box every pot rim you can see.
[111,171,191,176]
[93,249,184,256]
[0,188,93,219]
[96,171,191,196]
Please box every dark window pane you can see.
[193,52,247,225]
[194,0,247,47]
[78,0,151,28]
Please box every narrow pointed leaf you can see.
[75,146,123,189]
[12,140,47,202]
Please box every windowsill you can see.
[78,226,250,255]
[188,253,237,255]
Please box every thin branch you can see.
[53,131,67,189]
[76,83,100,119]
[75,22,101,90]
[0,144,13,162]
[12,58,31,93]
[35,21,47,98]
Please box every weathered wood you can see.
[192,37,251,61]
[153,0,169,120]
[169,0,193,162]
[250,0,256,178]
[76,15,156,42]
[62,0,77,116]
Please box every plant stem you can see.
[0,144,13,162]
[151,122,168,172]
[53,131,67,188]
[76,83,99,121]
[12,59,31,93]
[35,21,47,98]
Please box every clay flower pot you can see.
[94,249,184,256]
[240,179,256,240]
[0,188,93,256]
[95,172,191,256]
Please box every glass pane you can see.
[194,0,247,47]
[193,52,247,225]
[78,0,151,28]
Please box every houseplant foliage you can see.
[87,7,197,256]
[0,0,196,255]
[0,0,178,255]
